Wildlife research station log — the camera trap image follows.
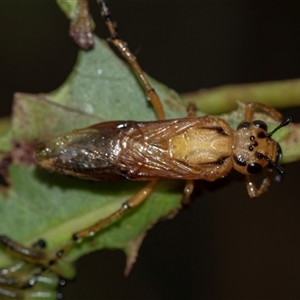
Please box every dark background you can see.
[1,1,300,299]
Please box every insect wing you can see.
[91,116,234,181]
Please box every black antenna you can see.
[258,116,291,178]
[267,117,291,138]
[264,155,285,176]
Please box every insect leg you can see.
[245,173,273,198]
[243,102,283,122]
[96,0,165,120]
[72,180,157,240]
[182,180,194,205]
[186,103,197,118]
[12,180,158,287]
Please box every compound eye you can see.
[247,162,263,174]
[253,120,268,131]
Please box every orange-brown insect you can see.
[36,104,289,199]
[0,0,291,294]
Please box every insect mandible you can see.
[0,0,291,292]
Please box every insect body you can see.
[36,117,234,181]
[36,112,287,190]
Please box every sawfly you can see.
[0,0,292,298]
